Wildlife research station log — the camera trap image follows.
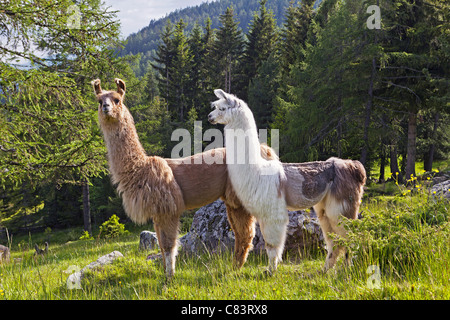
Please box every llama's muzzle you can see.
[103,104,111,115]
[208,112,217,124]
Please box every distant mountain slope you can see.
[119,0,292,73]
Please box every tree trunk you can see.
[390,143,402,183]
[405,111,417,179]
[360,56,376,167]
[82,179,92,235]
[424,113,439,172]
[378,138,386,183]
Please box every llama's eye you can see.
[114,99,120,104]
[219,107,225,111]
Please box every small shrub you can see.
[99,214,128,239]
[79,230,94,241]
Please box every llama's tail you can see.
[327,157,366,219]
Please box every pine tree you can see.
[152,20,175,110]
[248,53,281,129]
[188,23,205,112]
[143,67,159,103]
[170,19,193,121]
[152,19,193,121]
[241,0,278,100]
[196,18,218,128]
[0,0,125,231]
[274,0,381,163]
[213,6,244,93]
[278,0,316,76]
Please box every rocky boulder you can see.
[66,251,123,289]
[179,200,324,255]
[139,231,158,251]
[431,179,450,200]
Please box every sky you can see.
[103,0,212,38]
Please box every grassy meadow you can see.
[0,165,449,300]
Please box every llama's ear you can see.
[115,78,126,97]
[214,89,227,100]
[91,79,102,95]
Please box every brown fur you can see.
[93,78,366,274]
[93,79,273,274]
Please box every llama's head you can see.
[208,89,244,125]
[92,78,126,123]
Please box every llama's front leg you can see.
[258,212,288,274]
[155,219,180,278]
[153,223,166,269]
[226,204,256,268]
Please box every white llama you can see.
[208,89,288,272]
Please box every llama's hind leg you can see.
[314,207,337,273]
[226,204,256,268]
[258,211,288,273]
[314,200,347,273]
[154,218,180,278]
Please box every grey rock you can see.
[179,200,324,255]
[431,179,450,200]
[139,231,158,251]
[180,200,233,254]
[66,251,123,289]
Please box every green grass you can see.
[1,179,449,300]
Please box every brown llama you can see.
[93,78,366,275]
[92,78,272,276]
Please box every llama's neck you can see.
[100,110,148,184]
[225,107,262,165]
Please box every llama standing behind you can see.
[209,89,288,272]
[209,89,366,272]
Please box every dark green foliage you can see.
[272,0,449,174]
